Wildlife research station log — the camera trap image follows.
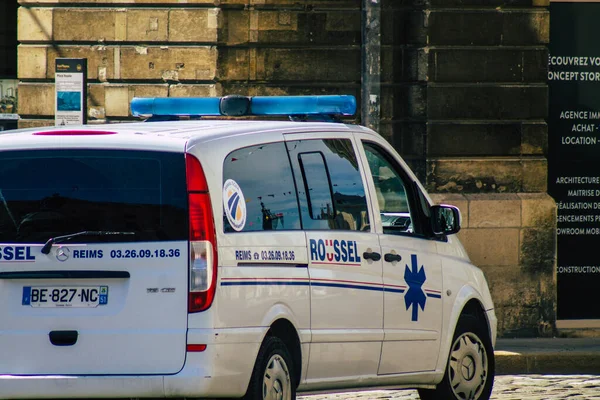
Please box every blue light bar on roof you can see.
[250,95,356,116]
[130,95,356,118]
[131,97,221,117]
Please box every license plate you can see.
[22,286,109,308]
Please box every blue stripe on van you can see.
[221,281,308,287]
[310,281,382,292]
[220,280,439,299]
[383,287,406,294]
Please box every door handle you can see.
[363,251,381,261]
[384,253,402,263]
[49,330,78,346]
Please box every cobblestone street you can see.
[299,375,600,399]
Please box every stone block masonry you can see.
[383,0,555,337]
[16,0,556,337]
[421,1,555,336]
[17,3,222,122]
[431,193,557,337]
[17,1,364,124]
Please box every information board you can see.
[549,1,600,326]
[55,58,87,126]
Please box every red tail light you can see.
[186,153,208,192]
[186,154,218,313]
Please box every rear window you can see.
[0,149,187,243]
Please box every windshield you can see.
[0,149,187,243]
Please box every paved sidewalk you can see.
[496,338,600,375]
[298,375,600,399]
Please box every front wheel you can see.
[419,314,495,400]
[244,336,296,400]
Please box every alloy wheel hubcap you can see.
[448,332,488,400]
[461,355,476,380]
[262,354,291,400]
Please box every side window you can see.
[223,142,301,232]
[287,138,369,231]
[362,142,420,236]
[298,152,334,220]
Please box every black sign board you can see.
[549,2,600,325]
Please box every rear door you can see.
[0,149,189,375]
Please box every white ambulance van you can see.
[0,95,496,400]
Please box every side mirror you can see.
[430,204,461,236]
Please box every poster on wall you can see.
[55,58,87,126]
[0,79,18,131]
[549,1,600,328]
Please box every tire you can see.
[243,336,296,400]
[418,314,495,400]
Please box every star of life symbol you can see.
[404,254,427,322]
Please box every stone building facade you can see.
[16,0,554,337]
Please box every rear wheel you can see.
[244,336,296,400]
[418,314,494,400]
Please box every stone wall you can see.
[17,0,224,127]
[422,0,556,337]
[16,0,556,337]
[431,193,556,337]
[17,0,363,127]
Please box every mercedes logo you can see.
[461,356,476,381]
[56,247,70,262]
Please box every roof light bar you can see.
[130,95,356,118]
[131,97,221,117]
[250,95,356,116]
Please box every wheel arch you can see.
[264,318,303,389]
[438,285,493,372]
[423,297,495,400]
[253,301,307,389]
[460,298,491,340]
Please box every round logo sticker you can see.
[223,179,247,231]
